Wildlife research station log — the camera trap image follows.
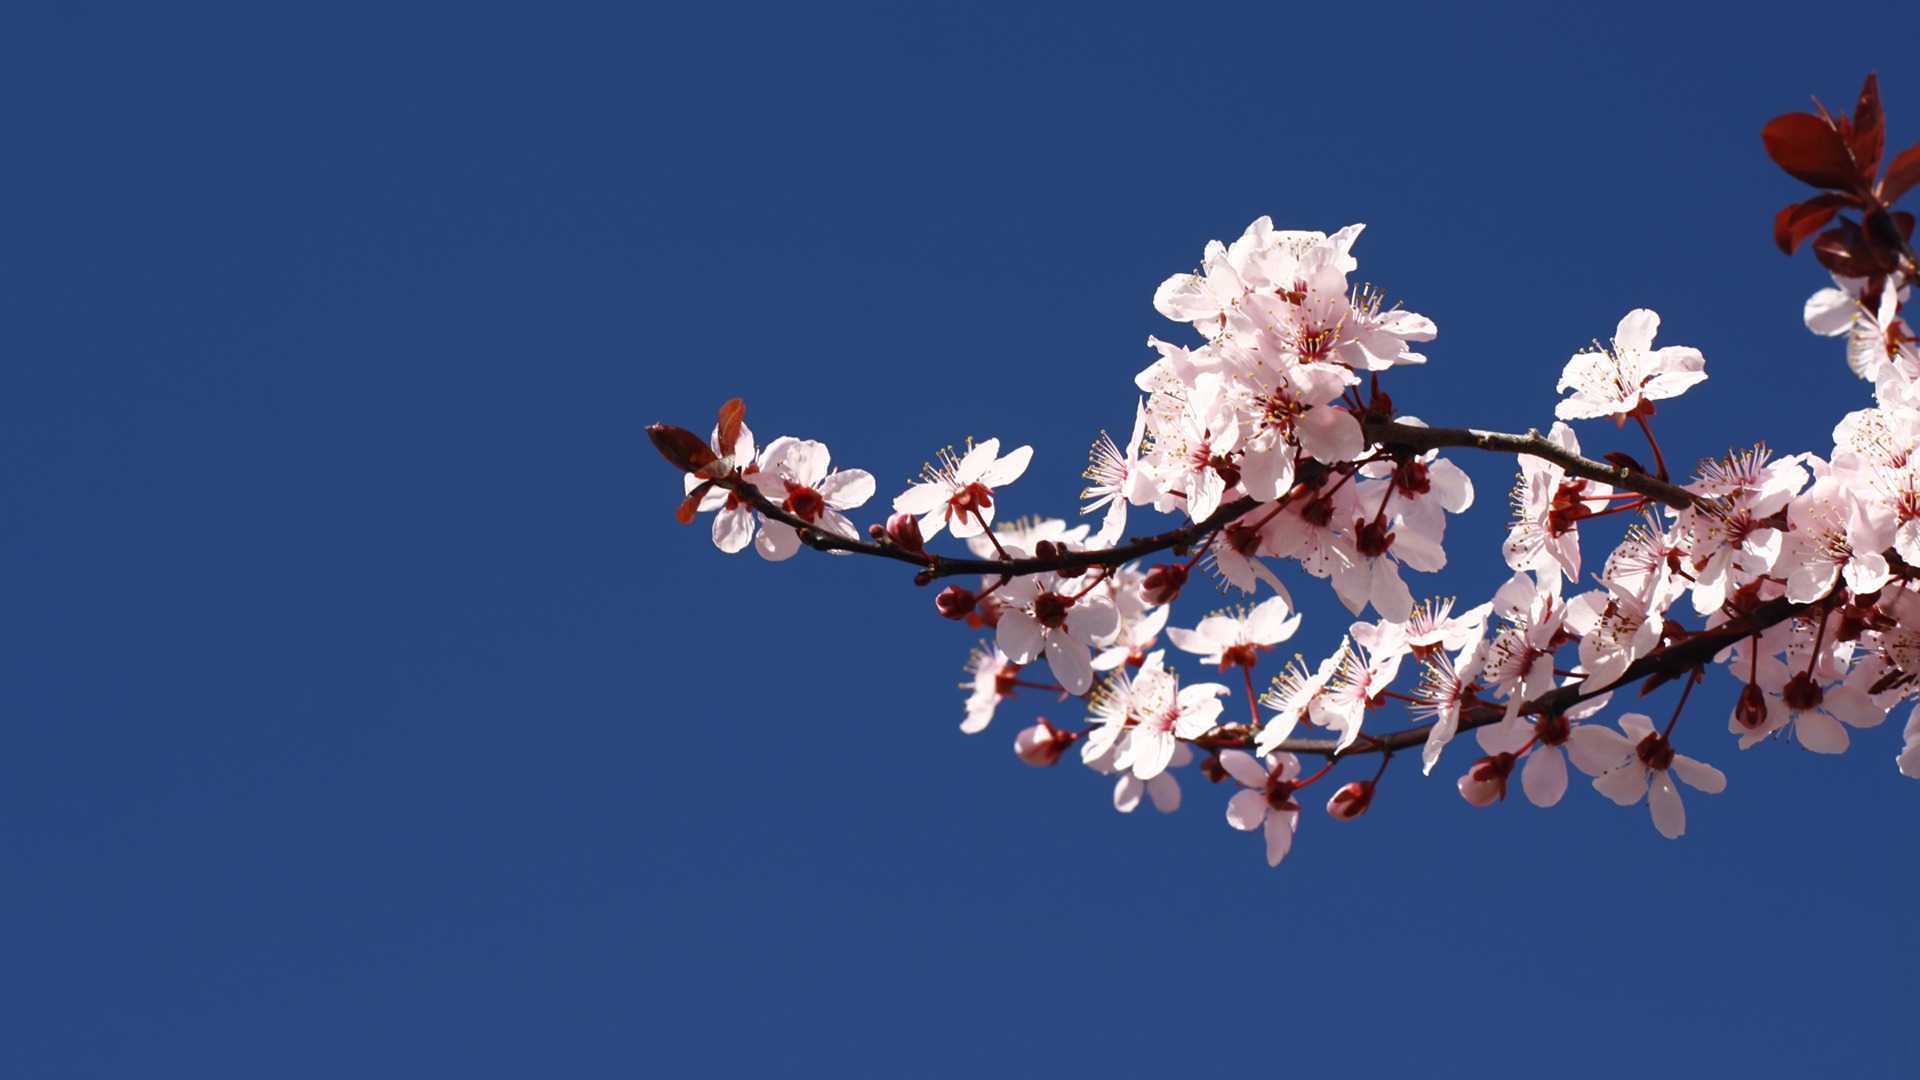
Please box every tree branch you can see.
[1217,593,1809,760]
[1361,418,1702,510]
[688,414,1705,586]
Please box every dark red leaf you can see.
[1773,194,1848,254]
[716,397,745,454]
[1881,138,1920,205]
[675,482,714,524]
[1763,111,1859,190]
[1849,74,1884,184]
[647,422,719,475]
[1602,450,1649,476]
[1812,218,1896,277]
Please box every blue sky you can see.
[3,3,1917,1076]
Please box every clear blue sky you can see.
[3,3,1916,1076]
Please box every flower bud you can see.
[1014,719,1076,767]
[1735,682,1769,730]
[935,585,977,620]
[1035,540,1086,578]
[1457,752,1515,807]
[885,512,926,557]
[1326,780,1375,820]
[1141,562,1188,605]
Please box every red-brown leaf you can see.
[1881,139,1920,206]
[1763,111,1859,190]
[1812,217,1895,278]
[675,483,714,524]
[716,397,745,454]
[647,422,719,475]
[1849,73,1884,183]
[1773,194,1848,254]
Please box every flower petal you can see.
[978,444,1033,488]
[1796,710,1851,754]
[818,469,876,509]
[1594,764,1650,807]
[1225,789,1267,832]
[1219,749,1270,788]
[1045,632,1095,697]
[1670,754,1727,794]
[997,611,1043,665]
[1522,745,1569,808]
[1648,771,1686,839]
[1264,810,1297,867]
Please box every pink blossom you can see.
[1219,749,1304,867]
[748,437,875,561]
[1113,659,1228,781]
[1583,713,1726,839]
[1503,422,1612,582]
[685,418,762,553]
[1167,596,1301,671]
[1727,650,1885,753]
[1554,309,1707,422]
[961,645,1020,735]
[1081,400,1151,547]
[893,437,1033,541]
[995,572,1120,697]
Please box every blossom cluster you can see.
[649,77,1920,868]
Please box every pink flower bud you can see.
[1457,752,1515,807]
[935,585,977,620]
[1326,780,1375,820]
[885,512,926,556]
[1014,719,1075,767]
[1140,562,1188,605]
[1735,682,1769,730]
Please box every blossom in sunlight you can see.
[1110,742,1192,814]
[1583,713,1726,839]
[1475,701,1619,808]
[1554,309,1706,422]
[1167,596,1301,672]
[1727,648,1885,753]
[995,572,1120,696]
[1219,749,1304,867]
[893,437,1033,540]
[1113,659,1228,781]
[1082,400,1150,547]
[684,417,763,553]
[1410,639,1484,776]
[1503,422,1612,582]
[1256,652,1342,755]
[961,644,1021,735]
[749,437,876,561]
[1092,602,1169,672]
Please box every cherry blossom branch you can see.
[699,465,1291,580]
[683,415,1702,587]
[1203,593,1812,760]
[1360,418,1701,510]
